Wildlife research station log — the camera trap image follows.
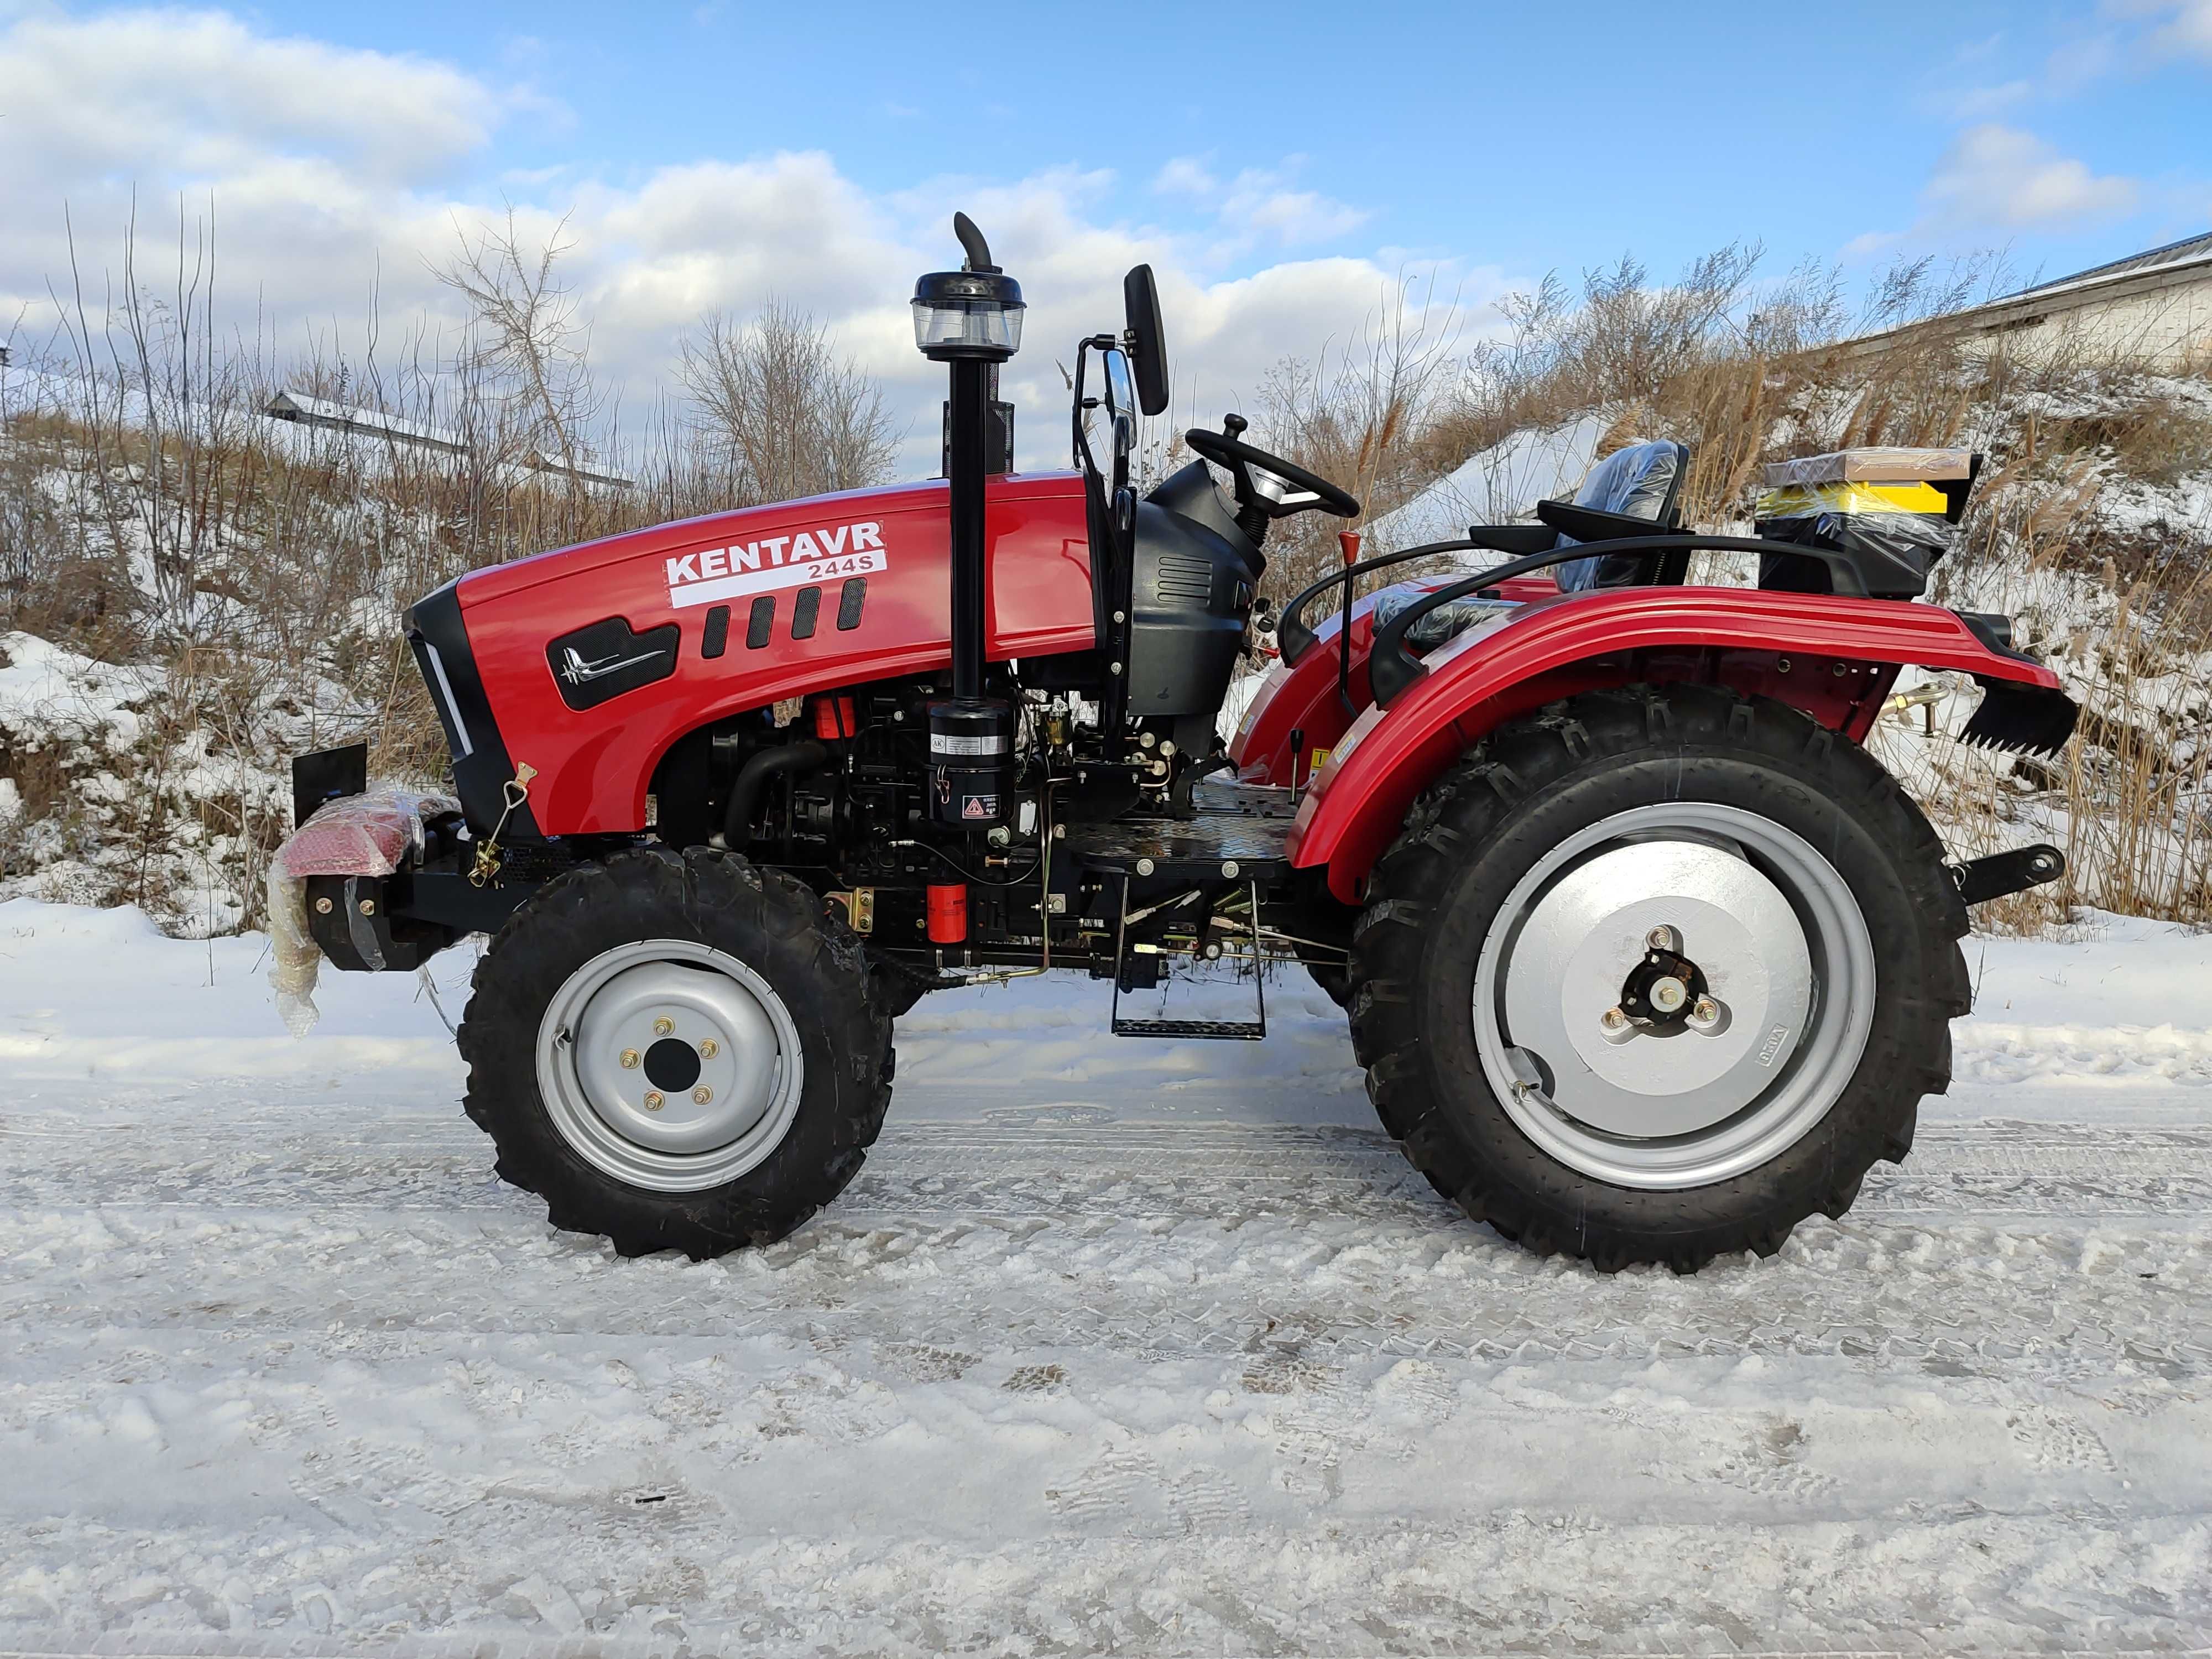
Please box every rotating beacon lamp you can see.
[914,213,1025,837]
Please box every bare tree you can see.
[676,302,899,505]
[435,210,600,497]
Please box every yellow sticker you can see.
[1311,747,1333,773]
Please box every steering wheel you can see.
[1185,416,1361,520]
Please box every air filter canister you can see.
[928,697,1014,828]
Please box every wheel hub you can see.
[1500,838,1812,1138]
[536,940,805,1192]
[572,961,779,1153]
[643,1036,703,1093]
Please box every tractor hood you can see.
[419,471,1095,837]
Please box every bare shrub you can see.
[435,211,604,519]
[676,302,900,504]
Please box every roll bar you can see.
[1276,526,1551,666]
[1366,532,1877,706]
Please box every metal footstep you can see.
[1109,1016,1268,1040]
[1109,879,1267,1041]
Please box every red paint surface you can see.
[1281,586,2064,902]
[458,473,1093,834]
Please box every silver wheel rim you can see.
[535,940,805,1193]
[1473,802,1875,1190]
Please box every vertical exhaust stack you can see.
[912,214,1024,829]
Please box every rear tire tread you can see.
[1349,683,1963,1273]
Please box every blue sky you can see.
[257,0,2212,283]
[2,1,2208,469]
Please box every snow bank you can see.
[1364,413,1607,551]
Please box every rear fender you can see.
[1285,586,2067,904]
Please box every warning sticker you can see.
[961,795,998,820]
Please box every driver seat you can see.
[1552,439,1691,591]
[1370,439,1691,648]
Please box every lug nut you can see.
[692,1086,712,1104]
[653,1017,675,1037]
[643,1091,665,1112]
[1692,997,1720,1024]
[698,1039,719,1059]
[619,1048,640,1069]
[1646,926,1674,952]
[1601,1008,1628,1031]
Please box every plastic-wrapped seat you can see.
[1552,439,1690,591]
[1368,588,1516,650]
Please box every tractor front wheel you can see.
[1349,685,1968,1272]
[458,846,892,1258]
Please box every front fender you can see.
[1284,586,2067,904]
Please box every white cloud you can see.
[1921,124,2138,229]
[1152,158,1217,198]
[0,8,511,185]
[1150,154,1370,255]
[2108,0,2212,64]
[0,8,1503,477]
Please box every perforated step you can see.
[1109,1016,1267,1041]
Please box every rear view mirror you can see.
[1123,264,1170,416]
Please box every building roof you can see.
[2013,231,2212,298]
[1839,229,2212,360]
[263,389,632,487]
[264,389,469,455]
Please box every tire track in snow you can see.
[2,1121,2205,1382]
[4,1114,2211,1218]
[4,1087,2210,1651]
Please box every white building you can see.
[1846,232,2212,372]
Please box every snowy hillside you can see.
[2,898,2208,1653]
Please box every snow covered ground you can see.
[2,899,2209,1656]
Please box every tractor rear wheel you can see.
[458,846,892,1258]
[1348,684,1968,1272]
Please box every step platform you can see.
[1062,781,1298,883]
[1067,783,1293,1042]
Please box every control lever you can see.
[1336,530,1364,716]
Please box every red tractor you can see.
[285,216,2076,1271]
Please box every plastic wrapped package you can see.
[1554,440,1690,592]
[265,789,458,1036]
[1760,447,1974,489]
[1755,447,1975,599]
